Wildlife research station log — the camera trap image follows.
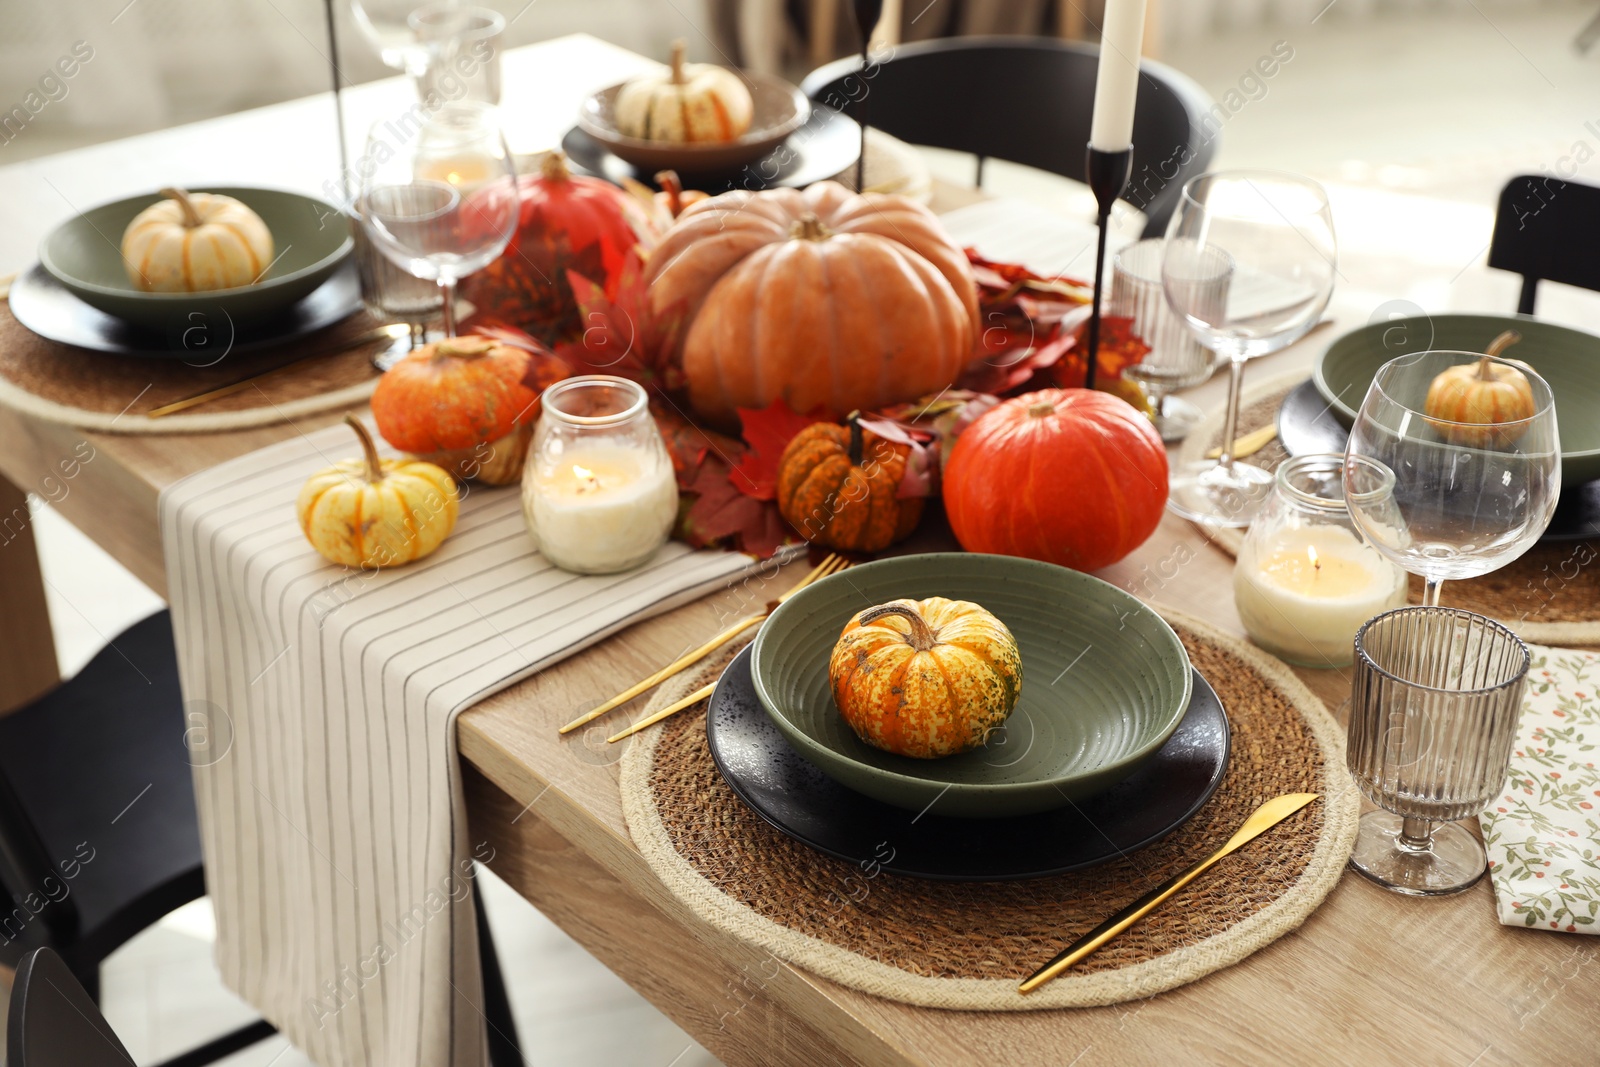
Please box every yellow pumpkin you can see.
[121,187,274,292]
[613,40,753,143]
[828,598,1022,760]
[1423,334,1536,446]
[297,416,459,569]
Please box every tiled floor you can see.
[5,6,1600,1063]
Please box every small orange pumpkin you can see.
[371,335,571,485]
[1424,353,1536,446]
[829,598,1022,759]
[776,413,923,552]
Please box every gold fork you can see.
[559,553,852,735]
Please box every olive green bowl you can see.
[38,187,352,332]
[1314,313,1600,483]
[750,553,1194,819]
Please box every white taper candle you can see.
[1088,0,1149,153]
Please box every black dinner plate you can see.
[705,645,1231,881]
[562,105,861,193]
[8,259,361,360]
[1277,378,1600,542]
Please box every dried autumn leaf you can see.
[728,398,828,501]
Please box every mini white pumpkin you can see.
[613,40,754,144]
[121,187,274,292]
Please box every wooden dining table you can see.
[0,33,1592,1067]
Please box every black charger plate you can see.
[1277,378,1600,542]
[705,646,1231,882]
[8,260,361,359]
[562,106,861,193]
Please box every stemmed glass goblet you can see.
[358,101,519,337]
[1342,350,1561,607]
[1163,171,1338,526]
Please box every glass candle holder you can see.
[1233,454,1408,667]
[521,376,678,574]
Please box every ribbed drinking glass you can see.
[1346,606,1530,895]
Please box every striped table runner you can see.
[159,417,759,1066]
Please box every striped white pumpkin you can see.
[613,41,753,144]
[120,187,274,292]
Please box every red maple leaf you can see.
[727,398,828,501]
[552,249,687,392]
[679,454,791,557]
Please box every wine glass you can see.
[1342,350,1561,607]
[351,0,455,76]
[358,101,519,337]
[1163,171,1337,526]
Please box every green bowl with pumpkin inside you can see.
[38,186,352,332]
[751,553,1193,818]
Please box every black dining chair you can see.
[1487,174,1600,315]
[7,947,133,1067]
[0,609,523,1067]
[799,35,1220,237]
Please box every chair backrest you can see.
[1487,174,1600,314]
[7,947,134,1067]
[799,35,1220,237]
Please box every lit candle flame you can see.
[1307,544,1321,574]
[572,463,600,494]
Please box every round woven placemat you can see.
[619,608,1359,1010]
[0,298,381,434]
[1179,372,1600,645]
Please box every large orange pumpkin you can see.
[776,413,923,552]
[371,335,571,485]
[460,151,656,344]
[943,389,1168,572]
[644,181,978,428]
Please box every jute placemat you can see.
[1181,372,1600,646]
[619,608,1359,1010]
[0,298,380,434]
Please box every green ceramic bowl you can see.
[38,187,352,332]
[750,553,1194,819]
[1314,313,1600,483]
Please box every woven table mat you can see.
[0,297,381,434]
[1180,372,1600,646]
[619,609,1359,1010]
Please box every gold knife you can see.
[145,323,408,419]
[1205,422,1279,461]
[1018,792,1320,994]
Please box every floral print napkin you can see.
[1481,644,1600,934]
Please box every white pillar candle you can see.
[1089,0,1149,152]
[1233,525,1407,667]
[522,444,678,574]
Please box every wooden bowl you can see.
[576,71,810,175]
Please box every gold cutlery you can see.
[559,553,852,735]
[144,323,409,418]
[1206,422,1279,461]
[1018,792,1320,994]
[606,681,716,743]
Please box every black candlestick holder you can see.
[1083,144,1132,392]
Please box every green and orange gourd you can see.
[829,597,1022,759]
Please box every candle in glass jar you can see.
[1234,525,1407,666]
[416,153,493,188]
[522,444,678,574]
